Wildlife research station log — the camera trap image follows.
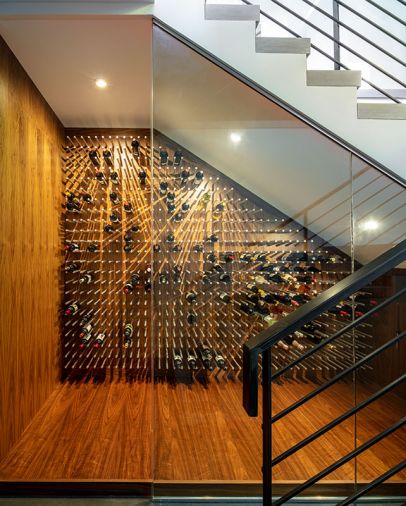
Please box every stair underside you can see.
[358,103,406,120]
[205,4,260,21]
[256,36,311,55]
[307,70,362,87]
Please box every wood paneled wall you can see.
[0,36,64,460]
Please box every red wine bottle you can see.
[93,332,106,349]
[65,242,79,252]
[79,323,92,338]
[103,150,113,166]
[65,302,80,316]
[79,332,92,349]
[89,150,100,166]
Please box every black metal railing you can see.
[243,239,406,504]
[241,0,406,103]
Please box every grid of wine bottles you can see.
[63,130,374,382]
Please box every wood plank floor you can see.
[0,379,404,483]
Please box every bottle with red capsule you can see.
[223,253,234,263]
[65,242,79,252]
[79,332,92,349]
[79,323,92,339]
[65,302,80,316]
[93,332,106,349]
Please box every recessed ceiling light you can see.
[361,219,379,231]
[95,78,108,89]
[230,132,242,144]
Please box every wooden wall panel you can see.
[0,36,64,460]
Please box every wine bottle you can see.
[213,263,224,273]
[213,202,224,219]
[124,243,133,253]
[79,332,92,349]
[159,272,169,284]
[166,192,175,203]
[79,272,93,285]
[207,234,218,244]
[65,302,80,316]
[79,313,92,326]
[79,323,92,338]
[214,351,226,369]
[200,346,213,371]
[153,244,161,253]
[246,292,259,304]
[82,193,93,203]
[123,323,133,348]
[180,169,190,184]
[109,192,119,204]
[159,149,168,166]
[166,233,175,243]
[167,202,176,214]
[89,150,100,166]
[240,253,253,263]
[186,291,197,303]
[247,283,258,293]
[65,262,80,273]
[193,244,203,253]
[174,212,182,223]
[240,302,254,315]
[258,289,275,303]
[181,202,190,213]
[219,292,231,303]
[103,150,113,166]
[219,273,231,283]
[138,170,147,185]
[173,349,183,370]
[198,192,210,208]
[95,171,105,183]
[104,224,114,233]
[201,271,211,285]
[174,149,183,166]
[223,253,234,263]
[194,170,204,185]
[131,224,140,233]
[187,311,197,325]
[65,242,79,252]
[124,202,133,213]
[131,139,140,156]
[93,332,106,349]
[110,171,119,183]
[66,198,81,212]
[159,181,168,195]
[87,243,98,253]
[206,253,217,263]
[186,350,198,370]
[110,212,120,223]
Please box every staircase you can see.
[152,0,406,176]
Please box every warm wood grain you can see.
[0,380,403,483]
[0,380,152,480]
[0,36,64,460]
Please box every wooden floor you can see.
[0,379,404,483]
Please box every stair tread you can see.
[256,36,311,55]
[307,70,362,87]
[358,103,406,120]
[205,3,260,22]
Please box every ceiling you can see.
[0,17,152,127]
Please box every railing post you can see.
[333,0,341,69]
[263,349,272,505]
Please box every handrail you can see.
[272,417,406,506]
[300,0,406,67]
[336,460,406,506]
[241,0,403,103]
[364,0,406,26]
[271,374,406,467]
[272,331,405,424]
[272,287,406,381]
[265,0,406,89]
[243,239,406,416]
[153,19,406,187]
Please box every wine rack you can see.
[62,130,374,383]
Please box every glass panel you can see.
[152,24,355,495]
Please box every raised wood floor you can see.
[0,379,404,483]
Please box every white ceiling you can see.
[0,17,152,127]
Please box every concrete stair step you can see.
[358,103,406,119]
[307,70,361,87]
[205,3,260,22]
[255,36,311,55]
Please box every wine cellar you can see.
[0,20,405,497]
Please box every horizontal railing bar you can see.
[267,0,406,88]
[272,417,406,506]
[271,374,406,467]
[271,287,406,381]
[243,241,406,416]
[300,0,406,67]
[242,0,401,102]
[271,330,405,424]
[336,0,406,47]
[364,0,406,26]
[336,460,406,506]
